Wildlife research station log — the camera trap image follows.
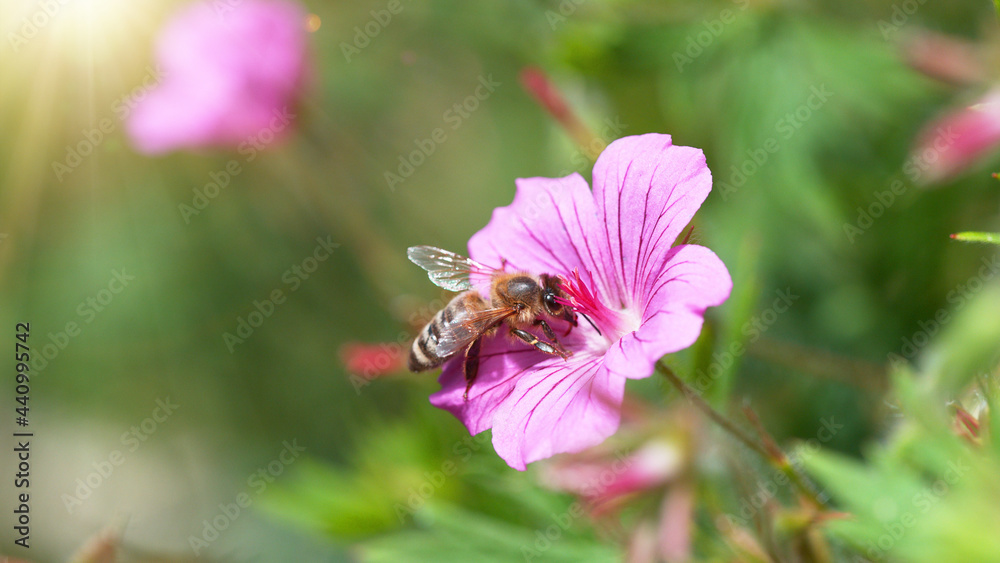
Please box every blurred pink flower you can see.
[538,408,700,562]
[539,439,683,516]
[911,89,1000,184]
[430,133,732,470]
[340,341,406,377]
[902,31,984,86]
[127,0,310,154]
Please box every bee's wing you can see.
[435,306,516,358]
[407,246,495,292]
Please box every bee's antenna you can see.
[579,312,601,336]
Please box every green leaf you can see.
[921,285,1000,396]
[358,503,619,563]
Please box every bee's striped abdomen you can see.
[408,292,486,372]
[409,307,449,371]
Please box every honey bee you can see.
[407,246,578,399]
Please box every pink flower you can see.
[340,341,407,381]
[902,31,984,86]
[126,0,310,154]
[430,133,732,470]
[911,88,1000,184]
[538,439,683,516]
[537,408,700,561]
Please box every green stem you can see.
[657,361,768,458]
[657,361,825,509]
[747,338,887,392]
[950,231,1000,245]
[741,404,825,510]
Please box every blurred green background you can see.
[2,0,1000,561]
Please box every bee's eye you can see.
[543,292,560,310]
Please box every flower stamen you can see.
[557,268,635,345]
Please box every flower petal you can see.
[912,88,1000,184]
[657,479,695,561]
[126,0,308,154]
[591,133,713,308]
[605,244,732,380]
[540,440,682,506]
[643,245,732,318]
[429,326,594,436]
[491,355,623,470]
[467,174,609,283]
[428,337,538,436]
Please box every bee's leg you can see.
[534,319,561,345]
[511,326,572,360]
[535,319,574,357]
[463,337,482,401]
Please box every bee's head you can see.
[540,274,577,326]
